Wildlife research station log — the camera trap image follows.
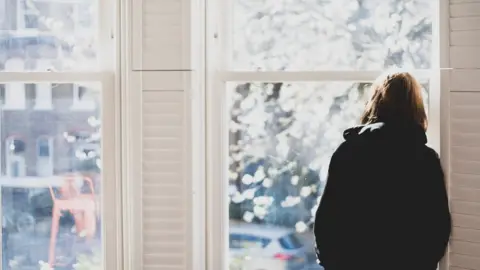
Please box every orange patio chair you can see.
[48,175,97,267]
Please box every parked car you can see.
[229,221,308,270]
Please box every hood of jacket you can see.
[342,122,427,145]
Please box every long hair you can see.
[360,71,428,131]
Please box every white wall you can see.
[448,0,480,269]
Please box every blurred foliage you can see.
[228,0,432,230]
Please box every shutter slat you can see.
[453,227,480,243]
[450,253,480,270]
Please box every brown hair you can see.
[360,71,428,131]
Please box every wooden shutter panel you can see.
[142,89,188,270]
[448,2,480,270]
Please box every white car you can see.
[229,221,308,270]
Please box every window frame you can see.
[204,0,450,270]
[0,0,121,268]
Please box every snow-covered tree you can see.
[228,0,432,230]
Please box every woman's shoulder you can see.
[416,144,441,162]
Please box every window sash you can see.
[204,0,448,269]
[0,74,119,270]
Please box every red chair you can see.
[48,175,97,267]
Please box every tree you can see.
[228,0,432,231]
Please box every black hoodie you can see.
[314,122,451,270]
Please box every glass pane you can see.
[227,82,429,270]
[37,138,50,157]
[0,82,102,269]
[232,0,433,71]
[0,0,97,71]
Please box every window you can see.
[5,137,27,178]
[72,84,96,111]
[0,84,5,105]
[17,0,39,30]
[0,0,117,268]
[37,137,51,157]
[36,136,53,176]
[206,0,441,269]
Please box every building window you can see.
[36,137,53,176]
[16,0,39,30]
[5,137,26,178]
[72,83,96,111]
[37,138,50,157]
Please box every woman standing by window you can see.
[314,72,451,270]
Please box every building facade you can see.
[0,0,99,178]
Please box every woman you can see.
[314,72,451,270]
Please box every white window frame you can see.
[203,0,450,270]
[0,0,121,268]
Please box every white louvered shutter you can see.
[126,0,193,268]
[448,1,480,269]
[132,0,190,71]
[142,89,188,270]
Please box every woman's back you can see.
[314,122,451,270]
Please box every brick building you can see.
[0,0,99,178]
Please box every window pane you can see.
[227,82,429,270]
[0,0,97,71]
[0,82,102,269]
[37,138,50,157]
[232,0,433,71]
